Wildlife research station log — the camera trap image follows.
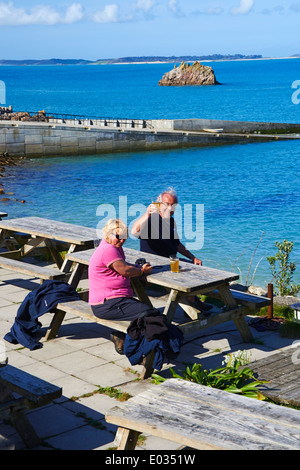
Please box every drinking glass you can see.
[170,256,179,273]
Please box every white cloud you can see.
[132,0,157,19]
[231,0,254,15]
[193,6,224,16]
[133,0,156,12]
[167,0,185,17]
[64,3,84,24]
[0,2,83,25]
[92,4,120,23]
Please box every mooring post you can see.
[267,283,273,319]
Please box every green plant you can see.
[267,240,300,296]
[279,321,300,339]
[96,386,132,401]
[152,350,268,400]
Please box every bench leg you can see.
[115,427,140,450]
[44,309,66,340]
[233,312,253,343]
[0,383,40,448]
[10,409,41,448]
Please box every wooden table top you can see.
[106,378,300,450]
[251,345,300,407]
[66,246,239,293]
[0,216,97,245]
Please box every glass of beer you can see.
[170,256,179,273]
[152,196,161,212]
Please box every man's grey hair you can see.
[159,187,178,203]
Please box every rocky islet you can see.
[158,61,220,86]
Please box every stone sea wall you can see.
[0,118,299,158]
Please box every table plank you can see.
[106,378,300,450]
[0,217,97,245]
[251,346,300,406]
[66,247,239,293]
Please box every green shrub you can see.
[267,240,300,296]
[152,350,268,400]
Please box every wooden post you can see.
[267,283,273,319]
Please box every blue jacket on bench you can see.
[4,280,80,350]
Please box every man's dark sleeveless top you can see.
[139,212,180,258]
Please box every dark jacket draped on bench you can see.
[124,311,184,370]
[4,280,80,350]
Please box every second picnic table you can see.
[65,247,271,342]
[0,216,97,272]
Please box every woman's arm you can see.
[110,259,153,277]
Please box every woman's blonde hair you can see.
[102,219,128,241]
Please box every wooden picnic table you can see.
[0,361,62,447]
[0,216,97,272]
[106,378,300,450]
[251,344,300,407]
[65,246,270,342]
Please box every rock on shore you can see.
[158,61,220,86]
[0,106,49,122]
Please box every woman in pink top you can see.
[89,219,155,354]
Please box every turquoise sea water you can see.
[1,59,300,288]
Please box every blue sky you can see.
[0,0,299,59]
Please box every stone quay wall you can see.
[0,119,299,158]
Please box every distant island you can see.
[0,54,263,66]
[1,54,299,66]
[158,61,220,86]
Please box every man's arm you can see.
[131,204,157,238]
[177,242,202,265]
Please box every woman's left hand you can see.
[142,263,153,275]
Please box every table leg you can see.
[0,229,9,248]
[115,427,141,450]
[218,284,253,343]
[44,239,64,269]
[130,278,153,307]
[163,289,180,322]
[67,262,85,289]
[177,296,201,320]
[0,383,40,448]
[60,243,78,273]
[22,236,46,257]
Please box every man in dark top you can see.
[131,188,211,313]
[132,187,202,265]
[140,211,180,258]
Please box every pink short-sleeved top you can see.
[88,239,133,304]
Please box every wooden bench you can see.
[0,364,62,448]
[208,288,270,310]
[105,378,300,450]
[0,256,69,283]
[44,299,155,379]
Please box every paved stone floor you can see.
[0,267,295,450]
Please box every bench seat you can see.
[106,378,300,450]
[209,288,270,310]
[45,300,155,379]
[0,256,67,282]
[57,299,130,332]
[0,364,62,448]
